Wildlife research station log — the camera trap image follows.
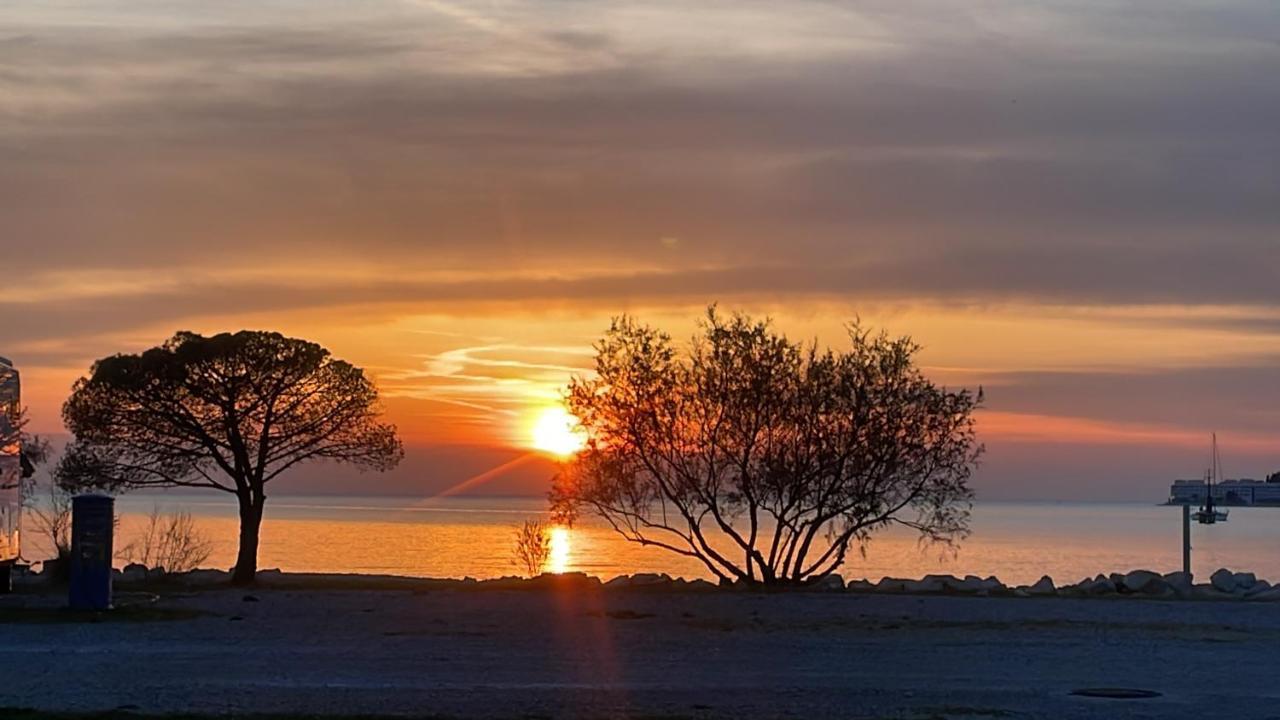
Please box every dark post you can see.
[1182,503,1192,580]
[69,494,114,611]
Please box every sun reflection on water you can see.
[548,525,571,574]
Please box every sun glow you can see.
[529,406,586,457]
[548,525,571,574]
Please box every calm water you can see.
[26,495,1280,585]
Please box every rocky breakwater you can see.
[842,568,1280,601]
[16,565,1278,600]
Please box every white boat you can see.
[1168,434,1241,524]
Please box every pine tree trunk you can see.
[231,492,264,585]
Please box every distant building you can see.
[1170,476,1280,506]
[1,357,21,571]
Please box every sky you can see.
[3,0,1279,500]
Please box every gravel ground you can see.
[3,581,1280,719]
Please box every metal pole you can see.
[1182,503,1191,579]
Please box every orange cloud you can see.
[978,411,1280,451]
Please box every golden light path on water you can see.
[548,525,571,574]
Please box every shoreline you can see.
[10,564,1277,602]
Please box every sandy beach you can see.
[4,576,1279,719]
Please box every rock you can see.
[812,574,845,591]
[1028,576,1056,596]
[1210,568,1237,593]
[1120,570,1163,594]
[253,568,285,585]
[604,573,672,589]
[476,576,528,590]
[181,568,230,586]
[949,575,1004,595]
[978,576,1006,595]
[1013,587,1030,598]
[903,577,946,594]
[918,574,957,590]
[875,578,910,593]
[846,579,875,593]
[1245,586,1280,602]
[1122,570,1173,596]
[1076,576,1115,595]
[1192,584,1235,601]
[1245,579,1273,597]
[542,571,585,583]
[1057,584,1084,597]
[528,572,601,590]
[1163,571,1193,595]
[686,579,717,592]
[628,573,672,586]
[1232,572,1257,590]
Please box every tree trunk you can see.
[231,492,265,585]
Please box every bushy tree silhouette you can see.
[58,331,403,584]
[551,308,982,587]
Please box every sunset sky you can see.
[4,1,1279,500]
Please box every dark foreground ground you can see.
[4,581,1280,720]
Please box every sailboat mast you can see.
[1206,433,1215,513]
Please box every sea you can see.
[25,495,1280,585]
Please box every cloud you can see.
[4,254,1280,358]
[2,0,1277,312]
[979,362,1280,436]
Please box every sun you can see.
[529,406,586,458]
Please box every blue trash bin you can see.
[69,494,114,611]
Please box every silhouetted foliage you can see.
[25,478,73,561]
[57,330,404,584]
[512,518,553,577]
[117,506,213,574]
[551,308,982,587]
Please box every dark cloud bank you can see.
[3,0,1278,300]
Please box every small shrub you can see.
[25,480,73,560]
[117,506,213,574]
[512,518,552,577]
